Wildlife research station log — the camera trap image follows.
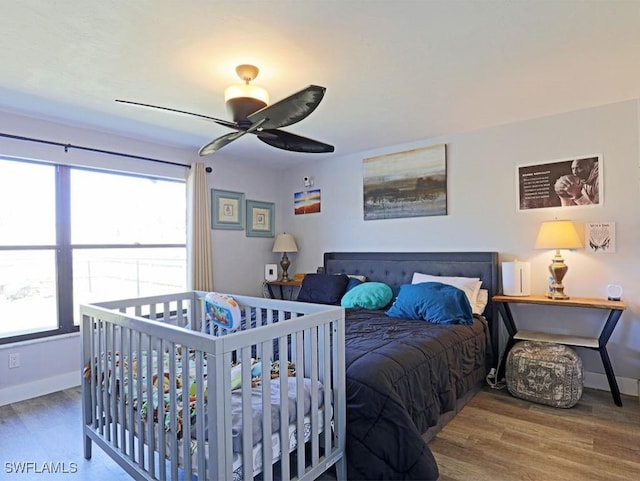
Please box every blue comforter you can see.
[344,308,489,480]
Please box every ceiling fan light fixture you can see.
[224,64,269,122]
[117,65,332,156]
[223,84,269,105]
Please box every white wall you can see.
[208,158,284,296]
[0,110,281,404]
[280,100,640,395]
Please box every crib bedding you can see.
[344,307,489,481]
[183,408,328,481]
[101,349,316,444]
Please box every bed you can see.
[80,292,347,481]
[323,251,500,481]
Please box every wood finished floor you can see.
[430,387,640,481]
[0,386,638,480]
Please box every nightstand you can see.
[493,294,626,406]
[265,279,302,300]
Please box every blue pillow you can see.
[385,282,473,325]
[341,282,393,310]
[345,277,363,292]
[297,274,350,305]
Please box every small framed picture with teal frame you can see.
[212,189,244,230]
[246,200,275,237]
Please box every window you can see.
[0,158,186,343]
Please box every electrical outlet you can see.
[8,352,20,369]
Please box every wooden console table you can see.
[493,294,627,406]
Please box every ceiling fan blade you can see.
[247,85,326,130]
[115,99,238,129]
[199,118,267,156]
[257,129,335,153]
[198,132,242,156]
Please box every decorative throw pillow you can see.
[296,273,350,305]
[345,277,364,293]
[474,289,489,315]
[411,272,482,310]
[347,274,367,282]
[341,282,394,310]
[205,292,242,331]
[386,282,473,325]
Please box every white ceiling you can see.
[1,1,639,168]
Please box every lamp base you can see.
[546,288,569,300]
[280,253,291,282]
[547,250,570,300]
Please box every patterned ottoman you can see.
[506,340,584,408]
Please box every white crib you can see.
[80,291,346,481]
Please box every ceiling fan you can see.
[116,64,334,156]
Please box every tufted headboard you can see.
[324,251,501,365]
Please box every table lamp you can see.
[272,233,298,281]
[534,220,583,300]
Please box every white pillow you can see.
[411,272,482,311]
[347,274,367,282]
[474,289,489,316]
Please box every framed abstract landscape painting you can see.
[363,144,447,220]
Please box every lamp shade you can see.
[535,220,583,250]
[272,233,298,253]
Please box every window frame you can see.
[0,160,186,345]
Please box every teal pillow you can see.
[341,282,393,310]
[385,282,473,325]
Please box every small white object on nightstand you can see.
[606,283,622,301]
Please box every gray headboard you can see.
[324,251,501,365]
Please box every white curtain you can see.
[186,162,214,291]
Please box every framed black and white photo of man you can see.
[517,154,602,211]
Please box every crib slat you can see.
[108,323,117,445]
[126,328,136,460]
[241,347,253,481]
[309,326,320,466]
[278,334,290,481]
[261,339,274,481]
[96,320,105,436]
[194,350,206,479]
[322,323,332,454]
[175,299,184,327]
[295,330,305,479]
[134,331,145,467]
[167,341,179,481]
[180,345,193,480]
[81,315,94,460]
[157,338,167,480]
[145,335,155,477]
[116,326,124,450]
[221,351,234,481]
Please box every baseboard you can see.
[0,371,80,407]
[584,371,639,398]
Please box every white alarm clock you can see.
[606,284,623,301]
